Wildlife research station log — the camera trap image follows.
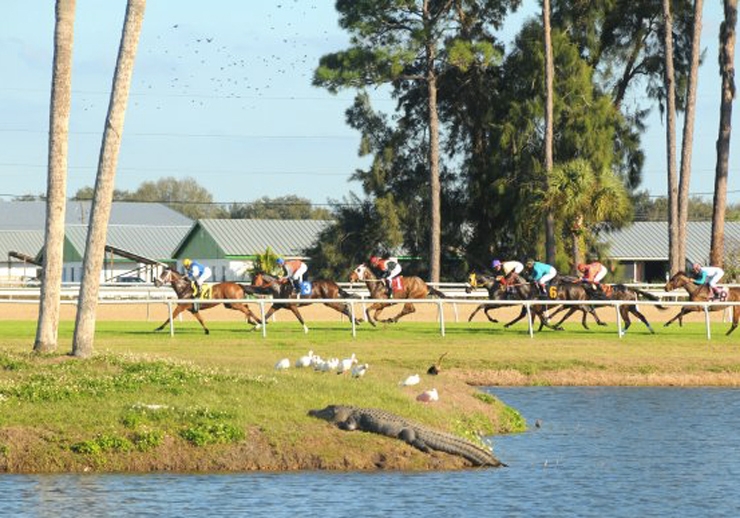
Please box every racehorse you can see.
[548,281,665,334]
[503,273,608,330]
[664,271,740,335]
[348,263,446,326]
[248,272,361,333]
[465,272,554,329]
[153,268,260,335]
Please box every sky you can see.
[0,1,738,209]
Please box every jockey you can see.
[276,257,308,293]
[183,258,211,297]
[691,262,725,300]
[523,259,557,297]
[491,259,524,278]
[370,255,401,297]
[577,260,608,296]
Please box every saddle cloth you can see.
[390,276,403,291]
[191,282,213,299]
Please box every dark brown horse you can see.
[348,263,445,326]
[546,280,665,333]
[503,273,607,330]
[664,271,740,335]
[465,272,555,330]
[248,272,361,333]
[153,268,260,334]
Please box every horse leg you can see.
[468,304,485,322]
[483,307,499,324]
[324,301,363,324]
[154,304,188,332]
[552,307,579,330]
[389,303,416,323]
[285,304,309,333]
[190,308,210,335]
[664,309,689,327]
[628,306,654,334]
[231,303,260,328]
[726,307,740,335]
[585,305,608,326]
[504,307,527,328]
[254,305,280,330]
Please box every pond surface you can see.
[2,387,739,517]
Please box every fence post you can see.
[349,301,357,338]
[526,302,533,338]
[167,301,174,337]
[704,303,711,340]
[615,302,623,338]
[259,300,267,338]
[438,299,445,337]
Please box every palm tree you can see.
[543,0,556,264]
[34,0,76,354]
[677,0,704,266]
[543,160,631,268]
[710,0,738,266]
[72,0,146,358]
[662,0,680,274]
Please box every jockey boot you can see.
[537,283,548,299]
[293,279,301,293]
[711,286,721,301]
[193,284,200,298]
[386,280,393,298]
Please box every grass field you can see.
[2,312,740,473]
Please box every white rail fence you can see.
[2,294,737,340]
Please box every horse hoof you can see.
[598,322,608,326]
[205,330,210,335]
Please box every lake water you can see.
[2,387,739,517]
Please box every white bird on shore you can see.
[351,363,369,378]
[400,374,421,386]
[416,388,439,402]
[295,350,314,368]
[274,358,290,370]
[321,357,340,372]
[337,353,357,374]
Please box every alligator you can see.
[308,404,506,468]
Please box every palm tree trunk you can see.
[72,0,146,358]
[424,0,441,284]
[543,0,556,264]
[711,0,738,266]
[34,0,76,354]
[677,0,703,267]
[663,0,680,274]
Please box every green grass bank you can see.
[2,319,740,473]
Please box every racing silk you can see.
[501,260,524,276]
[693,266,724,286]
[376,257,402,279]
[282,259,307,281]
[581,262,607,283]
[187,260,208,280]
[530,262,557,284]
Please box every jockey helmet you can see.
[525,258,535,268]
[276,257,285,266]
[183,258,192,267]
[577,263,587,272]
[370,256,380,265]
[692,262,701,271]
[492,259,501,269]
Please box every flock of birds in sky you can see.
[274,349,447,403]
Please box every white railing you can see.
[2,295,737,341]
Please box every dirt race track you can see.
[0,297,721,327]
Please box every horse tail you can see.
[338,287,361,299]
[624,285,668,310]
[427,286,447,298]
